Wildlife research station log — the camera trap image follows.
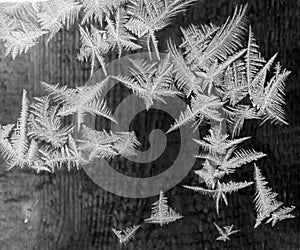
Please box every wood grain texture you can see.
[0,0,299,249]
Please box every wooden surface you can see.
[0,0,299,249]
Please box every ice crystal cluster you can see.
[0,0,295,244]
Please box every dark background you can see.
[0,0,299,249]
